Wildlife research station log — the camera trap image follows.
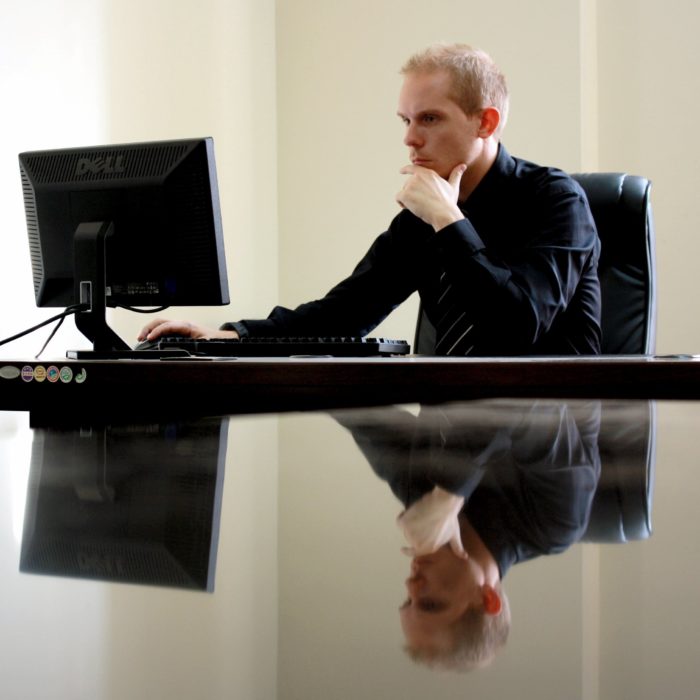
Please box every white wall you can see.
[0,2,279,699]
[103,0,280,345]
[0,0,279,357]
[0,0,106,358]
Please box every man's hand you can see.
[397,486,468,559]
[137,318,239,342]
[397,163,466,231]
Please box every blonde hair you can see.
[401,43,509,135]
[404,586,511,672]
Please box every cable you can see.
[116,305,170,314]
[0,305,88,357]
[1,304,167,359]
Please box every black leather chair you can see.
[571,173,656,354]
[414,172,657,355]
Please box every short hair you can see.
[404,586,511,671]
[400,43,509,135]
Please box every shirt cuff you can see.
[219,321,249,337]
[433,217,487,256]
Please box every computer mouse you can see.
[133,337,161,351]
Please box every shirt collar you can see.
[461,142,515,213]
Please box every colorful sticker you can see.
[21,366,34,382]
[0,366,20,380]
[59,366,73,383]
[46,366,60,383]
[75,368,87,384]
[34,366,47,382]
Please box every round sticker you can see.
[21,366,34,382]
[0,366,20,380]
[34,366,47,382]
[46,366,60,383]
[59,366,73,383]
[75,368,87,384]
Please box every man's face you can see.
[400,546,484,652]
[397,69,483,180]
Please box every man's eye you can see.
[422,114,437,123]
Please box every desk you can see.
[2,355,700,416]
[1,358,699,698]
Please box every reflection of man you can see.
[336,400,601,671]
[140,44,601,356]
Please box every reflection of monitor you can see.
[19,417,229,591]
[18,137,229,358]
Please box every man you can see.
[139,44,601,355]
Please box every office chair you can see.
[414,172,657,355]
[571,172,656,354]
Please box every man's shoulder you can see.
[508,151,584,197]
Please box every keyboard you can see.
[138,336,411,358]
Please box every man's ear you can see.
[482,584,502,616]
[477,107,500,138]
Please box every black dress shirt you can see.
[224,144,601,355]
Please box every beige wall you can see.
[276,0,589,341]
[3,0,697,354]
[275,0,700,353]
[597,0,700,352]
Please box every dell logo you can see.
[76,156,126,176]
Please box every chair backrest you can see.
[414,172,657,355]
[571,173,656,354]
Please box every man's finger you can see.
[449,536,470,560]
[448,163,467,188]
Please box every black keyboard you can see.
[139,336,411,357]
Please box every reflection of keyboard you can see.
[141,336,411,357]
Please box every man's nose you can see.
[406,574,425,596]
[410,558,424,576]
[404,124,422,147]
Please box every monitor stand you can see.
[66,221,190,360]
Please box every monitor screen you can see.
[19,137,229,356]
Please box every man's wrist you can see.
[431,209,465,232]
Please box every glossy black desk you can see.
[1,357,699,698]
[2,355,700,417]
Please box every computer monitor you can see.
[19,137,229,358]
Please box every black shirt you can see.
[225,144,601,355]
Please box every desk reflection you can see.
[335,399,655,671]
[20,417,228,591]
